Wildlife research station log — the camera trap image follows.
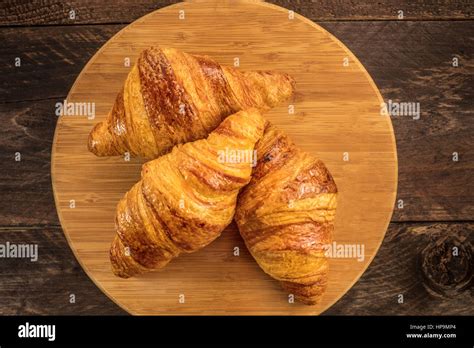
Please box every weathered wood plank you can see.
[0,0,472,26]
[0,99,59,226]
[274,0,474,21]
[0,0,179,26]
[327,222,473,315]
[0,223,470,314]
[1,21,472,224]
[0,25,124,102]
[0,227,124,315]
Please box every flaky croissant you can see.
[89,46,294,159]
[235,123,337,305]
[110,109,265,278]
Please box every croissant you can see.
[88,46,294,159]
[235,123,337,305]
[110,109,265,278]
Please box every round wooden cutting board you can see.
[52,0,397,315]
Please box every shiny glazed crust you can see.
[235,122,338,305]
[88,47,294,159]
[110,109,265,278]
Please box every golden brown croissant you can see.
[110,109,265,278]
[235,123,337,305]
[89,46,294,159]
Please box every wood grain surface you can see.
[1,21,472,225]
[1,0,472,26]
[0,227,124,315]
[0,223,470,315]
[0,0,472,315]
[51,0,397,315]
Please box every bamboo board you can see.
[51,0,397,315]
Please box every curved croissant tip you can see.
[110,237,133,279]
[87,122,102,156]
[88,121,122,157]
[110,262,131,279]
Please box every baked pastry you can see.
[110,109,265,278]
[235,122,337,304]
[89,46,294,159]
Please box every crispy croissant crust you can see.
[110,109,265,278]
[89,46,294,159]
[235,123,337,305]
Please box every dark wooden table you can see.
[0,0,472,315]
